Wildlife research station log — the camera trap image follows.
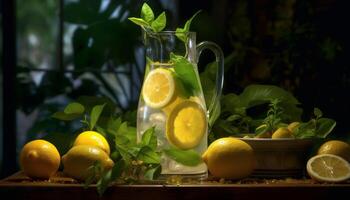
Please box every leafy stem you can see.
[255,99,283,136]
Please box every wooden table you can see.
[1,172,349,200]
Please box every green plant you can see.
[53,98,202,196]
[128,3,201,97]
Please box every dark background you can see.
[1,0,350,178]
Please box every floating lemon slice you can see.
[307,154,350,183]
[166,100,207,150]
[142,68,175,108]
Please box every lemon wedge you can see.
[166,100,207,149]
[142,68,175,108]
[307,154,350,183]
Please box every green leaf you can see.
[137,146,160,164]
[64,102,85,115]
[239,85,300,107]
[316,118,336,138]
[141,127,157,149]
[184,10,201,31]
[170,53,200,96]
[106,117,122,136]
[221,93,241,113]
[52,111,81,121]
[90,104,105,130]
[163,147,202,166]
[175,28,187,43]
[175,10,201,42]
[141,3,154,22]
[144,165,161,180]
[238,85,302,121]
[128,17,150,27]
[117,122,137,146]
[127,146,141,157]
[115,143,131,164]
[226,114,242,122]
[314,107,323,119]
[151,12,166,32]
[95,162,125,195]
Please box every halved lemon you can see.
[307,154,350,183]
[142,68,175,108]
[166,100,207,150]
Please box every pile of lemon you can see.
[142,67,207,150]
[254,122,300,139]
[20,131,113,181]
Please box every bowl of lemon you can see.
[238,123,314,178]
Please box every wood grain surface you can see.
[1,171,349,200]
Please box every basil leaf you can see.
[316,118,336,138]
[141,3,154,22]
[90,104,105,130]
[170,53,200,96]
[141,127,157,149]
[151,12,166,32]
[64,102,85,114]
[128,17,150,27]
[52,111,81,121]
[137,146,160,164]
[163,147,202,166]
[144,165,161,180]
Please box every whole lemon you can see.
[62,145,114,181]
[73,131,110,155]
[20,139,60,179]
[202,137,255,179]
[272,127,294,139]
[317,140,350,162]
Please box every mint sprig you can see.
[175,10,201,42]
[128,3,166,32]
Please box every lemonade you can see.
[137,62,208,178]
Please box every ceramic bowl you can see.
[239,138,313,178]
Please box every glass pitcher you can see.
[137,31,224,179]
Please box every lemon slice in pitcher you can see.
[142,68,175,108]
[166,100,207,150]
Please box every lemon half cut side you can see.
[142,68,175,108]
[307,154,350,183]
[166,100,207,150]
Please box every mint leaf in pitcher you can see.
[170,53,201,96]
[163,147,202,166]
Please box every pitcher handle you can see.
[196,41,224,126]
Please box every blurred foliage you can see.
[13,0,349,144]
[16,0,163,144]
